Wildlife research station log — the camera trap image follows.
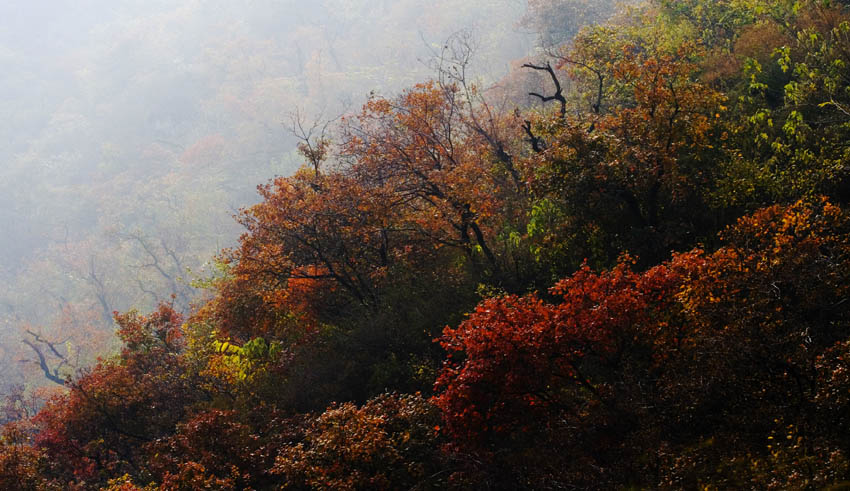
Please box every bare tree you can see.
[120,230,194,312]
[429,29,524,191]
[21,329,74,386]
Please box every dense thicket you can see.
[4,0,850,489]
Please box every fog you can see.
[0,0,540,390]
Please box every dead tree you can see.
[430,29,523,191]
[21,329,73,386]
[522,61,568,118]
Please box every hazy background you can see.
[0,0,545,391]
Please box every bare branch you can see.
[21,331,70,386]
[286,108,342,176]
[430,30,523,191]
[523,62,567,118]
[521,119,546,153]
[556,54,605,117]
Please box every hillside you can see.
[3,0,850,489]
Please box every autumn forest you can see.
[3,0,850,489]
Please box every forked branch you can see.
[523,62,567,118]
[22,329,73,386]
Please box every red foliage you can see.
[114,303,184,354]
[434,257,683,442]
[32,304,205,487]
[147,408,306,490]
[0,423,48,491]
[433,199,850,485]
